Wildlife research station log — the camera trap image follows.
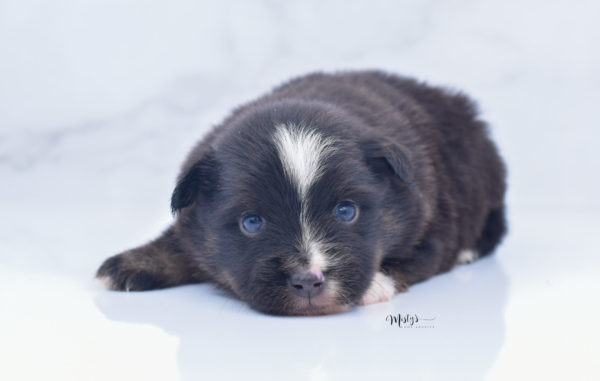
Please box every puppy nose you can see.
[289,269,325,298]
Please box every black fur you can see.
[170,150,219,212]
[97,70,507,316]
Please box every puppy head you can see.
[172,102,417,315]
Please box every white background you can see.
[1,1,599,380]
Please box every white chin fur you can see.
[358,272,396,306]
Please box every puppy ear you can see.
[170,150,219,213]
[361,139,414,186]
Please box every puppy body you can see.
[98,71,507,315]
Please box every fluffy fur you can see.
[97,70,507,315]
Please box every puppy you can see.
[97,71,507,316]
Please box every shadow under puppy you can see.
[97,71,507,316]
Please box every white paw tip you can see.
[99,276,112,288]
[456,249,478,265]
[358,272,396,306]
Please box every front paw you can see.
[96,254,164,292]
[456,249,479,265]
[357,272,397,306]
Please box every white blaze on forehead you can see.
[272,123,336,271]
[272,123,336,199]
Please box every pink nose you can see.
[289,269,326,298]
[309,268,324,280]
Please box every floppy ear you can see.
[361,139,414,187]
[170,150,219,213]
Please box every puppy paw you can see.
[96,254,164,292]
[357,272,396,306]
[456,249,479,265]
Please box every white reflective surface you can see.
[1,1,599,380]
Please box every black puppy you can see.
[97,71,507,315]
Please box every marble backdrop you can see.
[1,1,599,380]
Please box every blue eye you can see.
[242,214,263,234]
[335,201,357,222]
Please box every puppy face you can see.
[172,105,415,315]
